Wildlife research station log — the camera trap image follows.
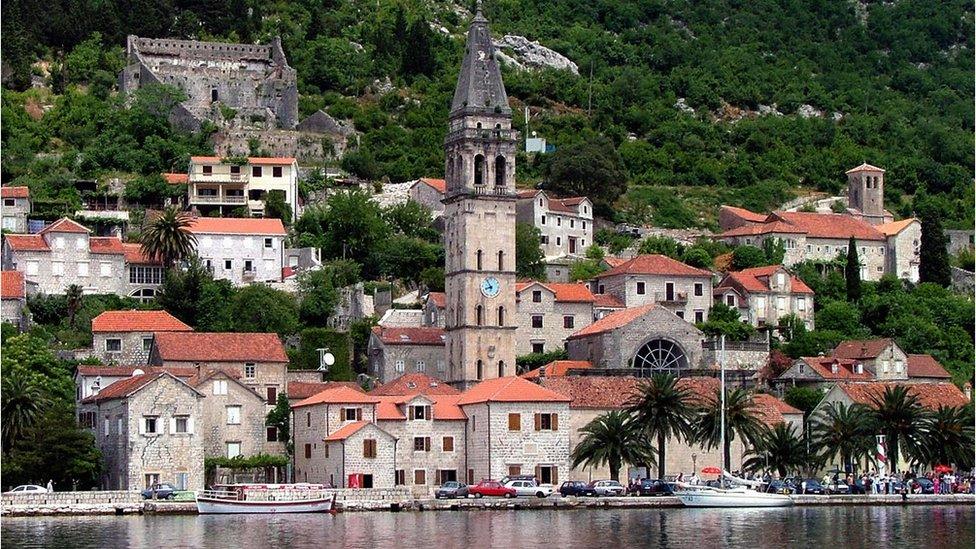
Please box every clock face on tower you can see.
[480,277,500,298]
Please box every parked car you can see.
[499,474,537,485]
[795,479,826,495]
[559,481,596,497]
[765,480,795,495]
[141,483,178,500]
[469,480,516,498]
[435,481,469,499]
[825,479,851,495]
[504,479,553,498]
[5,485,48,494]
[589,480,627,496]
[630,479,673,496]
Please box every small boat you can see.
[676,484,793,508]
[196,483,337,514]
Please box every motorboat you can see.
[196,483,337,514]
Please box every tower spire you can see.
[450,3,509,117]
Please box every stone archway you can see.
[633,338,688,374]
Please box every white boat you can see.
[676,485,793,508]
[196,483,337,514]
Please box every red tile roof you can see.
[796,357,873,381]
[721,205,767,223]
[834,382,968,410]
[517,190,541,199]
[426,292,446,309]
[370,326,445,346]
[122,243,161,265]
[845,163,885,174]
[534,376,722,410]
[1,186,29,199]
[40,218,90,234]
[369,373,459,396]
[548,197,588,214]
[324,421,370,441]
[717,265,814,295]
[1,270,25,299]
[92,310,192,333]
[602,256,628,268]
[751,393,803,425]
[515,281,596,303]
[430,394,467,420]
[287,381,365,400]
[876,219,917,236]
[76,365,197,378]
[521,360,593,379]
[293,386,380,408]
[153,332,288,362]
[190,156,222,163]
[89,237,126,255]
[720,210,885,241]
[457,376,571,405]
[81,371,201,403]
[593,294,625,309]
[248,157,296,165]
[374,394,467,421]
[569,304,655,339]
[595,254,712,279]
[186,217,286,236]
[4,234,50,252]
[906,355,952,379]
[163,173,189,185]
[417,178,446,193]
[832,339,894,360]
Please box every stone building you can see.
[592,255,714,323]
[457,376,571,485]
[775,356,874,390]
[876,218,921,282]
[443,7,519,387]
[74,365,196,407]
[187,369,282,459]
[89,310,192,365]
[408,178,446,214]
[187,217,287,286]
[186,156,299,217]
[1,218,164,298]
[565,304,705,372]
[1,186,30,232]
[514,281,596,355]
[119,36,298,131]
[422,292,446,328]
[831,338,910,381]
[77,371,205,491]
[946,229,975,256]
[149,332,289,407]
[367,326,447,384]
[516,190,593,259]
[845,163,894,226]
[714,265,815,330]
[1,270,28,330]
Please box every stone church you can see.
[443,8,518,388]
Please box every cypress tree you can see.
[845,236,861,302]
[919,210,951,286]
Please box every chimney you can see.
[965,383,972,401]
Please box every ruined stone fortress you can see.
[119,35,299,132]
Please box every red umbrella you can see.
[934,464,953,473]
[701,466,722,474]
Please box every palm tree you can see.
[744,423,809,477]
[140,206,197,268]
[810,402,876,473]
[870,385,928,469]
[571,410,655,482]
[919,405,974,470]
[65,284,83,328]
[627,373,697,479]
[1,370,47,453]
[694,388,768,473]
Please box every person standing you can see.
[46,480,53,492]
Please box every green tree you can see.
[918,405,974,469]
[420,267,445,292]
[569,259,604,282]
[544,137,626,215]
[298,269,339,326]
[229,285,299,336]
[384,200,438,242]
[628,373,697,479]
[918,210,951,287]
[264,190,293,225]
[869,385,928,468]
[762,238,785,265]
[1,368,47,453]
[815,301,866,338]
[731,245,767,270]
[571,410,655,482]
[638,236,681,258]
[156,257,212,327]
[695,388,768,474]
[743,423,809,477]
[515,222,546,280]
[681,247,712,269]
[811,402,876,473]
[2,406,102,490]
[783,386,824,419]
[697,303,755,341]
[845,236,861,302]
[140,206,197,268]
[66,284,84,329]
[265,394,293,454]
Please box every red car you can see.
[468,480,516,498]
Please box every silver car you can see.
[591,480,627,496]
[503,479,554,498]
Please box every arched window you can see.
[474,155,485,186]
[476,249,483,270]
[477,360,483,380]
[495,156,506,187]
[497,306,505,326]
[498,250,505,270]
[476,305,483,326]
[497,361,505,377]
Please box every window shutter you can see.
[534,413,541,431]
[356,408,363,421]
[426,406,432,420]
[551,414,558,431]
[409,407,415,420]
[435,470,441,485]
[169,418,177,434]
[552,468,559,484]
[535,465,541,479]
[425,437,431,452]
[187,417,195,434]
[363,440,369,456]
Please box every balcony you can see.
[190,171,248,184]
[242,269,256,282]
[191,194,247,204]
[445,127,517,143]
[658,291,688,305]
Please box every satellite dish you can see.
[132,369,145,376]
[324,353,336,366]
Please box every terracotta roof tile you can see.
[1,186,29,199]
[76,365,197,378]
[324,421,370,441]
[374,394,467,421]
[293,386,380,408]
[457,376,572,405]
[122,243,161,265]
[717,265,814,295]
[1,270,25,299]
[548,197,588,214]
[593,294,625,309]
[81,371,201,403]
[417,178,446,193]
[517,190,541,199]
[370,373,458,396]
[40,218,90,234]
[906,355,952,379]
[371,326,445,346]
[92,310,192,333]
[521,360,593,379]
[287,381,365,400]
[163,173,188,184]
[876,219,917,236]
[186,217,286,236]
[88,237,126,255]
[835,382,968,410]
[797,357,874,381]
[720,205,767,223]
[426,292,446,309]
[751,393,802,426]
[190,156,222,163]
[845,163,885,174]
[602,256,628,268]
[4,234,50,252]
[720,211,885,241]
[535,376,721,409]
[832,339,894,360]
[153,332,288,363]
[569,304,655,339]
[430,394,467,420]
[595,254,712,279]
[515,281,596,303]
[248,157,296,165]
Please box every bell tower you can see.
[846,163,889,225]
[443,5,518,388]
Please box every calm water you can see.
[2,506,972,548]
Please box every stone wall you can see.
[378,414,467,494]
[368,340,447,384]
[92,331,154,364]
[152,358,288,405]
[293,402,379,484]
[197,375,278,459]
[515,287,593,355]
[463,401,570,483]
[194,233,285,286]
[1,197,29,232]
[597,272,713,322]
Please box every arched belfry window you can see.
[497,306,505,326]
[498,361,505,377]
[477,360,484,380]
[476,305,484,326]
[497,250,504,270]
[476,249,483,270]
[495,156,506,187]
[474,155,485,186]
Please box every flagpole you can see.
[720,334,726,488]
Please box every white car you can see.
[591,480,627,496]
[6,485,48,494]
[503,479,554,498]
